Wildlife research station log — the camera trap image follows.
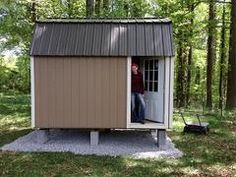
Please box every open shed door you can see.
[142,58,164,123]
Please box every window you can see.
[144,59,158,92]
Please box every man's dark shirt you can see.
[131,71,144,94]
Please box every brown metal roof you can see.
[30,18,175,57]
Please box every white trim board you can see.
[30,56,35,128]
[126,57,131,128]
[168,57,174,129]
[164,57,170,126]
[128,122,167,129]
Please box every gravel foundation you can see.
[1,129,183,159]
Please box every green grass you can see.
[0,94,236,177]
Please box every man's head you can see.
[131,63,138,73]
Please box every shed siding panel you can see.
[54,58,64,127]
[34,57,127,128]
[63,58,73,127]
[78,58,88,127]
[71,57,80,127]
[117,58,127,127]
[47,58,56,127]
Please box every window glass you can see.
[145,71,148,80]
[154,81,158,92]
[149,70,153,80]
[149,82,153,91]
[154,60,158,70]
[143,59,159,92]
[145,81,148,91]
[154,70,158,81]
[149,60,153,70]
[145,60,149,70]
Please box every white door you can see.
[141,58,164,123]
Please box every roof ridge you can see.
[36,17,172,23]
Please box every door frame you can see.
[126,56,169,129]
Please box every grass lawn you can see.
[0,94,236,177]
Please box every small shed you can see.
[30,18,175,145]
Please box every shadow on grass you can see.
[0,149,234,176]
[0,129,32,147]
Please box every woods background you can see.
[0,0,235,111]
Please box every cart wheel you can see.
[183,126,188,133]
[203,128,208,135]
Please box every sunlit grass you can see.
[0,93,236,176]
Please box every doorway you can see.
[131,57,164,124]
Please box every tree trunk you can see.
[31,1,36,22]
[226,0,236,109]
[176,45,184,108]
[67,0,73,18]
[186,4,194,107]
[176,34,187,108]
[86,0,94,17]
[186,46,192,106]
[206,0,216,110]
[95,0,101,17]
[219,1,226,109]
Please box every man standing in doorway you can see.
[131,63,145,124]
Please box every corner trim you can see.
[31,56,35,128]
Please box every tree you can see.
[206,0,217,109]
[226,0,236,109]
[86,0,94,17]
[95,0,101,16]
[218,0,227,110]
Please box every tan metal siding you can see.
[34,57,127,128]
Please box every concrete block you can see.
[157,129,167,147]
[36,129,49,144]
[90,131,99,146]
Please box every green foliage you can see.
[0,55,29,93]
[37,0,86,18]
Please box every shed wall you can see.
[34,57,127,128]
